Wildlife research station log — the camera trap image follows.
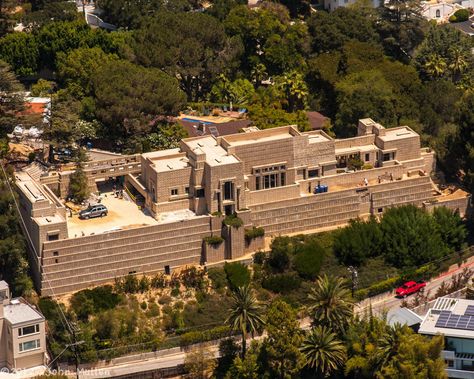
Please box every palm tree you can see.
[277,71,308,112]
[423,53,447,79]
[301,326,346,378]
[226,286,264,358]
[448,47,468,82]
[376,322,407,367]
[307,275,354,334]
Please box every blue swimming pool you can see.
[181,118,215,125]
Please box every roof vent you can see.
[10,299,20,305]
[215,158,221,163]
[167,164,173,170]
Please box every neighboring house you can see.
[387,307,423,331]
[178,119,252,138]
[306,111,329,131]
[23,97,51,117]
[419,297,474,378]
[422,0,463,23]
[0,281,47,371]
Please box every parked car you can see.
[395,280,426,297]
[79,204,108,219]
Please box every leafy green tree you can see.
[31,79,54,97]
[264,299,305,379]
[23,0,78,30]
[224,4,309,76]
[0,32,39,76]
[225,348,260,379]
[292,238,325,280]
[132,11,239,101]
[184,346,217,379]
[56,46,118,96]
[68,163,89,203]
[0,172,33,296]
[301,326,346,378]
[380,205,448,268]
[210,76,255,106]
[333,216,382,266]
[376,333,446,378]
[92,60,186,142]
[142,123,188,152]
[335,70,398,136]
[456,91,474,194]
[432,207,467,252]
[307,275,353,334]
[226,286,264,358]
[0,0,17,36]
[275,70,308,112]
[0,60,24,136]
[414,26,473,82]
[307,7,379,54]
[377,0,427,61]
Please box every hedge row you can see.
[354,264,435,300]
[245,226,265,241]
[179,325,231,346]
[203,235,224,245]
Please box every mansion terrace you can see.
[15,119,471,296]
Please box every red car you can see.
[395,280,426,297]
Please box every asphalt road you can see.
[357,255,474,316]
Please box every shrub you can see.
[333,217,382,266]
[348,157,364,170]
[267,247,290,273]
[179,325,231,346]
[449,15,457,22]
[158,295,172,305]
[171,286,180,297]
[140,301,147,310]
[253,250,266,265]
[245,226,265,242]
[293,239,325,280]
[223,214,244,228]
[70,285,122,320]
[151,273,166,289]
[452,9,469,22]
[208,267,227,291]
[362,163,373,170]
[146,303,160,317]
[380,205,448,268]
[139,276,150,292]
[224,262,250,290]
[203,235,224,245]
[262,273,302,294]
[211,211,223,217]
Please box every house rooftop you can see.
[222,125,299,147]
[379,126,418,142]
[184,136,239,166]
[419,298,474,339]
[0,280,8,292]
[3,298,44,326]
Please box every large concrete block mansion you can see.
[15,119,471,295]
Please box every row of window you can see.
[19,324,40,337]
[256,172,286,190]
[19,339,41,352]
[170,187,205,197]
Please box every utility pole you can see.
[348,266,358,298]
[70,323,84,379]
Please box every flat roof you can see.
[16,175,46,202]
[154,156,190,173]
[419,298,474,339]
[307,132,332,144]
[222,126,297,147]
[335,145,378,156]
[185,136,239,166]
[35,214,65,226]
[379,127,418,142]
[387,307,423,327]
[143,148,181,160]
[4,299,44,325]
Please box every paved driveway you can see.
[450,16,474,36]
